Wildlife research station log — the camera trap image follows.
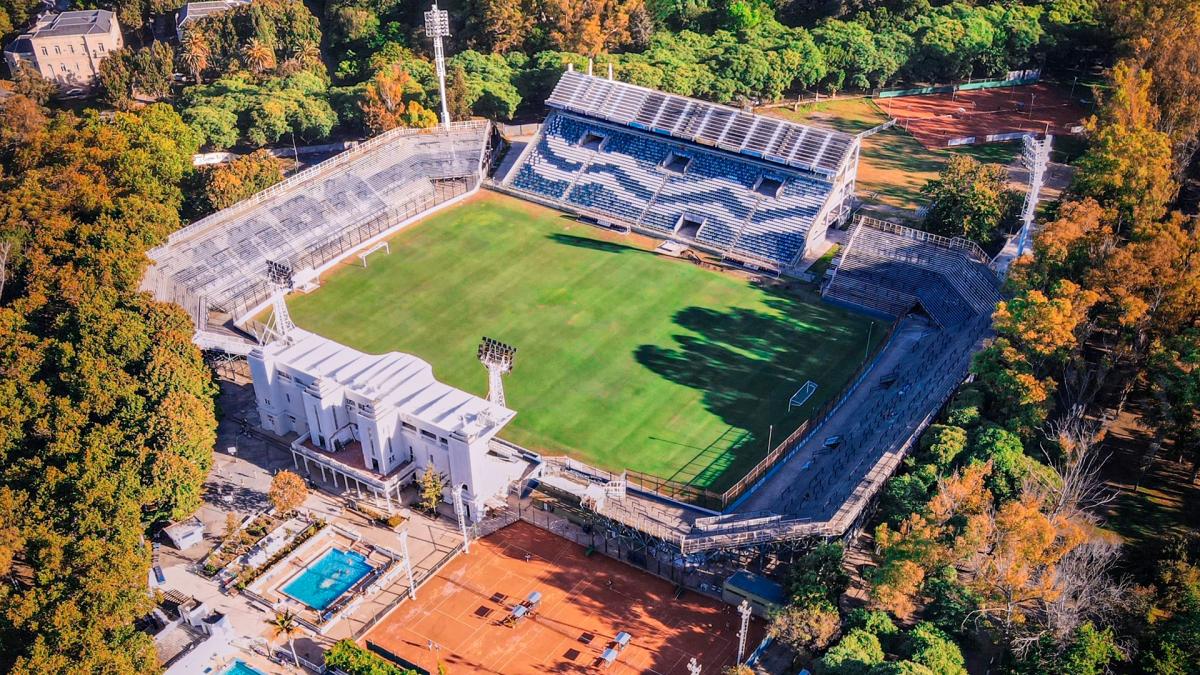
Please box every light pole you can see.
[424,3,451,128]
[736,599,752,665]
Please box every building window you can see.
[69,45,74,54]
[439,437,448,446]
[402,421,416,431]
[285,393,290,403]
[98,43,105,52]
[420,430,436,440]
[54,46,60,54]
[60,64,67,72]
[41,47,47,55]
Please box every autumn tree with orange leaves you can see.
[360,64,440,134]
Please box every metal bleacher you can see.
[142,122,490,331]
[823,216,1003,327]
[506,72,860,270]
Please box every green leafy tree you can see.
[920,154,1017,246]
[818,628,885,675]
[900,622,967,675]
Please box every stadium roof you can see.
[546,70,856,178]
[259,328,515,439]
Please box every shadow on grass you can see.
[635,291,866,490]
[546,232,635,254]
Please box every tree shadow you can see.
[635,291,872,489]
[545,232,635,254]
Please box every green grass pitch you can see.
[286,192,884,492]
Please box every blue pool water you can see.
[222,660,266,675]
[282,548,373,610]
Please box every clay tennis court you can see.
[364,520,764,674]
[879,82,1090,149]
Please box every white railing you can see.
[167,121,490,246]
[854,214,990,265]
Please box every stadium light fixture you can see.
[477,337,517,408]
[424,3,452,128]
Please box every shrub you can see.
[324,640,418,675]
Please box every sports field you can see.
[762,98,1020,213]
[286,192,882,491]
[364,520,763,674]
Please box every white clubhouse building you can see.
[248,329,530,520]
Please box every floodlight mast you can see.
[1016,134,1052,258]
[425,3,451,128]
[477,337,517,408]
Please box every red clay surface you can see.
[365,521,764,674]
[878,83,1090,149]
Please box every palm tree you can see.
[267,609,301,667]
[293,40,321,69]
[179,32,210,83]
[241,38,276,75]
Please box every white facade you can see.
[248,329,526,520]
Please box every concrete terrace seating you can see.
[144,122,488,320]
[824,221,1003,326]
[507,111,836,266]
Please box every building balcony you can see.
[289,433,416,492]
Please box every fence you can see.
[217,177,478,323]
[877,73,1041,99]
[854,214,991,265]
[718,314,899,510]
[353,541,465,639]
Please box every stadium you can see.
[142,65,1002,558]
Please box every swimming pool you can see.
[282,548,374,610]
[221,660,266,675]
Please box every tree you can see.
[901,622,967,675]
[770,598,839,655]
[242,37,278,74]
[224,511,241,543]
[1145,330,1200,481]
[179,32,212,83]
[361,64,439,133]
[268,609,301,667]
[993,280,1100,366]
[786,542,850,604]
[197,150,285,213]
[0,104,214,672]
[920,154,1016,245]
[446,64,471,122]
[417,465,445,514]
[1072,62,1177,231]
[11,62,55,105]
[971,337,1055,438]
[268,470,308,514]
[818,628,885,674]
[466,0,532,53]
[918,425,968,471]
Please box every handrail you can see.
[854,214,990,265]
[166,121,490,246]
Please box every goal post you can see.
[789,380,818,412]
[358,241,391,267]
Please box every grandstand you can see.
[141,121,491,351]
[505,70,860,270]
[823,216,1002,327]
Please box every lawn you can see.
[761,98,1021,214]
[285,192,883,492]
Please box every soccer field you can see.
[286,192,884,492]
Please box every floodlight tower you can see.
[686,657,701,675]
[1016,133,1053,258]
[424,3,451,128]
[477,337,517,408]
[736,599,752,664]
[262,260,297,344]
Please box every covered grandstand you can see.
[504,70,860,270]
[141,121,491,351]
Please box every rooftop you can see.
[178,0,249,25]
[546,70,856,177]
[258,328,514,439]
[29,10,116,38]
